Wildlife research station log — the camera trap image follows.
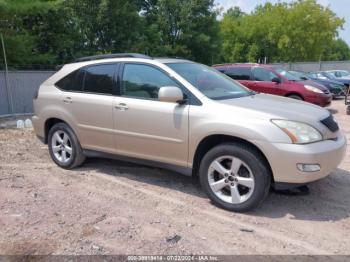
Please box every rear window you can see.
[56,64,116,95]
[226,67,251,80]
[56,69,84,91]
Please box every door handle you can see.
[63,97,72,104]
[115,103,129,111]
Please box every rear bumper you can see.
[254,132,347,184]
[32,115,45,141]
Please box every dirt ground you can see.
[0,99,349,256]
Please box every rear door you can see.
[251,67,284,95]
[225,67,252,88]
[57,63,118,153]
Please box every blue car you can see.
[289,70,346,98]
[309,71,350,89]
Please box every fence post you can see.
[1,33,13,115]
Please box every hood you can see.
[299,79,328,91]
[335,78,350,84]
[313,78,344,86]
[219,93,330,123]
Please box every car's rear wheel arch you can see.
[44,118,70,144]
[192,135,274,182]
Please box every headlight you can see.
[272,120,323,144]
[304,85,323,94]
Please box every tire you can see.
[199,143,271,212]
[287,94,303,100]
[48,122,85,169]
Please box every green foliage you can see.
[323,38,350,61]
[220,0,349,63]
[0,0,349,69]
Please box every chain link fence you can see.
[0,71,55,116]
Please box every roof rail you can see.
[74,53,152,62]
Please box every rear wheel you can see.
[48,122,85,169]
[199,143,271,212]
[287,94,303,100]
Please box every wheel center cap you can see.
[228,176,238,183]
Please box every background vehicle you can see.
[346,86,350,115]
[213,63,332,107]
[309,71,350,88]
[326,70,350,79]
[33,54,346,212]
[289,70,346,98]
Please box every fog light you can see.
[297,164,321,172]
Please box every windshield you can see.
[322,72,336,79]
[339,71,350,77]
[288,71,310,80]
[275,68,299,81]
[329,71,350,78]
[166,62,252,100]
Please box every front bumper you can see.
[254,132,347,184]
[306,93,332,107]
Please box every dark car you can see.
[213,63,332,107]
[289,70,346,97]
[309,71,350,88]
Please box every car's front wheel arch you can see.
[192,135,274,181]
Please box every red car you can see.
[212,63,332,107]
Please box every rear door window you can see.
[83,64,116,95]
[226,67,251,80]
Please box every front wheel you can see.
[287,94,303,100]
[199,143,271,212]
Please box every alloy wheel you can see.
[51,130,73,164]
[207,155,255,204]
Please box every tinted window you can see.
[56,69,84,91]
[226,67,251,80]
[253,68,278,81]
[122,64,179,100]
[167,63,252,100]
[83,64,116,95]
[275,69,299,81]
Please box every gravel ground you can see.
[0,99,349,255]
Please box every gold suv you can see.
[33,53,346,211]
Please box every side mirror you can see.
[158,86,184,103]
[272,77,281,84]
[301,77,308,80]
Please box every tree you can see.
[220,0,347,63]
[323,38,350,61]
[138,0,220,64]
[0,0,60,69]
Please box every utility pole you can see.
[1,33,13,114]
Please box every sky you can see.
[215,0,350,45]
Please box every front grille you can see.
[321,114,339,132]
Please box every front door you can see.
[113,63,189,167]
[251,67,284,95]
